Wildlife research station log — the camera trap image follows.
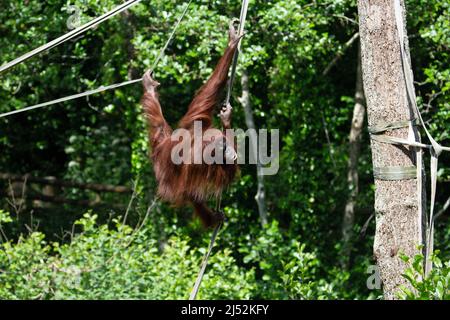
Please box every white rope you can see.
[150,0,193,72]
[189,221,222,300]
[189,1,249,301]
[0,0,143,74]
[0,79,142,118]
[0,0,193,119]
[379,0,450,274]
[224,0,249,106]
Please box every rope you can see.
[0,0,143,75]
[0,0,193,119]
[189,1,249,300]
[393,2,449,274]
[189,221,223,300]
[188,196,223,301]
[370,0,450,274]
[224,0,249,106]
[149,0,193,73]
[0,79,141,118]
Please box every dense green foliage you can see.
[399,252,450,300]
[0,0,449,299]
[0,210,347,299]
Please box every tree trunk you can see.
[357,0,424,299]
[341,45,365,269]
[239,70,268,226]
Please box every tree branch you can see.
[0,190,126,210]
[238,70,268,226]
[322,32,360,76]
[0,173,132,194]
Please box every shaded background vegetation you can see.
[0,0,449,299]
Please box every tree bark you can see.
[239,70,268,226]
[341,45,365,269]
[357,0,424,299]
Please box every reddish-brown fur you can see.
[141,24,241,228]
